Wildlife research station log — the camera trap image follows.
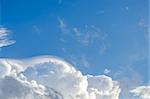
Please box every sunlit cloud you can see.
[0,55,121,99]
[130,86,150,99]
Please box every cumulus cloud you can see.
[0,27,16,48]
[0,55,121,99]
[0,76,63,99]
[130,86,150,99]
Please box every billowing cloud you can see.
[0,76,63,99]
[0,27,16,48]
[130,86,150,99]
[0,55,121,99]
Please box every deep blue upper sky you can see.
[0,0,149,85]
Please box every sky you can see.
[0,0,149,99]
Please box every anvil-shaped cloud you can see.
[0,55,121,99]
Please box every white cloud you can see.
[0,55,121,99]
[104,69,111,74]
[130,86,150,99]
[0,27,16,48]
[87,75,121,99]
[0,76,63,99]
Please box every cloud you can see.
[114,65,143,99]
[72,26,102,46]
[58,18,107,46]
[58,18,70,34]
[104,69,111,74]
[130,86,150,99]
[87,75,121,99]
[80,55,90,68]
[0,27,16,48]
[0,55,121,99]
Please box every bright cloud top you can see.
[0,55,121,99]
[130,86,150,99]
[0,27,16,48]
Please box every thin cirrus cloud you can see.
[0,55,121,99]
[0,27,16,48]
[58,18,107,47]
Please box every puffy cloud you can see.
[0,55,121,99]
[130,86,150,99]
[0,76,63,99]
[0,27,16,48]
[87,75,121,99]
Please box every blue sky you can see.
[0,0,149,90]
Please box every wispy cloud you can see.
[99,42,108,55]
[58,18,108,49]
[138,18,149,41]
[0,27,16,48]
[138,18,148,28]
[58,18,70,34]
[72,25,102,46]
